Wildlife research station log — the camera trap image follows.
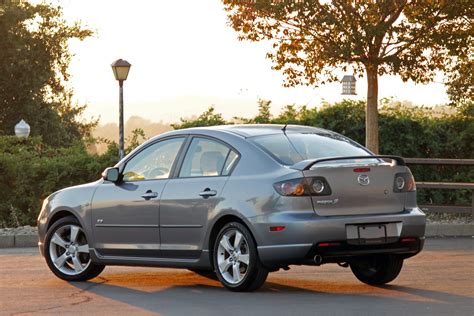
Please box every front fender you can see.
[37,180,101,253]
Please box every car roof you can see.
[168,124,332,138]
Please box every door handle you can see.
[199,188,217,198]
[141,190,158,200]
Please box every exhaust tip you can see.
[314,254,323,265]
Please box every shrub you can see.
[0,136,118,227]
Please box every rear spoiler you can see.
[290,155,406,171]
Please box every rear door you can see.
[159,136,238,259]
[304,162,406,216]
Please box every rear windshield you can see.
[252,133,372,165]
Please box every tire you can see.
[350,255,404,285]
[44,216,105,281]
[213,222,268,292]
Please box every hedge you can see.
[0,100,472,226]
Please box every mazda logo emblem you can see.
[358,174,370,186]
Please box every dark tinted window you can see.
[252,133,371,165]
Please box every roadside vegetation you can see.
[1,99,472,227]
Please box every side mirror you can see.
[102,167,120,183]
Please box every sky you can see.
[55,0,450,124]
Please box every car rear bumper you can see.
[250,207,425,268]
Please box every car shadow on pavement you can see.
[69,272,474,315]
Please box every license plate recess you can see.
[346,222,402,245]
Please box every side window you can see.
[179,138,235,178]
[222,150,238,176]
[122,137,184,181]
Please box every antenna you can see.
[282,124,288,133]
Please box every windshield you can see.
[252,133,373,165]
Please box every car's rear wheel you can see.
[44,216,105,281]
[213,222,268,292]
[350,254,403,285]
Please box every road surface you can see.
[0,238,472,315]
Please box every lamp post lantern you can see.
[111,58,131,160]
[341,75,357,95]
[15,119,30,138]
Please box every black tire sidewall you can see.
[350,255,403,285]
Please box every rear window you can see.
[252,133,372,165]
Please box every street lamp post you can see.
[111,59,131,160]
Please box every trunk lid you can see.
[302,162,406,216]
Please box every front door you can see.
[159,136,238,259]
[91,137,186,257]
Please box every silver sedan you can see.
[37,125,426,291]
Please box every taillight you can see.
[393,172,416,192]
[273,177,332,196]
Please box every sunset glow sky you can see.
[56,0,450,124]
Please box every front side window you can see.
[179,138,236,177]
[122,137,184,181]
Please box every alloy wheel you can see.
[49,224,91,276]
[217,229,250,284]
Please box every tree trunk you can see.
[365,64,379,154]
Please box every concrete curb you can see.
[0,234,38,248]
[0,223,472,248]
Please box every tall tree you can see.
[223,0,473,153]
[0,1,94,146]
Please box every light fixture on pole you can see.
[341,75,357,95]
[111,58,131,160]
[15,119,30,138]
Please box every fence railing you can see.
[404,158,473,217]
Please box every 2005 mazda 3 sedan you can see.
[37,124,425,291]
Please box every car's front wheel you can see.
[350,254,404,285]
[44,216,105,281]
[213,222,268,292]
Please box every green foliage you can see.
[1,100,471,227]
[254,99,272,123]
[0,1,95,146]
[126,128,147,153]
[0,136,117,227]
[0,127,152,226]
[172,107,227,129]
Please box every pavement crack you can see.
[68,276,109,307]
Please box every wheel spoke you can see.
[232,263,241,283]
[72,256,83,272]
[51,233,68,249]
[220,234,233,253]
[219,258,232,273]
[234,231,243,249]
[70,226,79,243]
[76,244,89,253]
[54,253,68,268]
[238,254,249,265]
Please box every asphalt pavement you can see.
[0,238,472,316]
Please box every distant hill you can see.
[91,116,172,154]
